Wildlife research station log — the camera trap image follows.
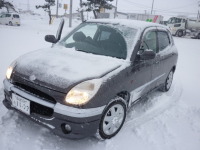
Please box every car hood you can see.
[14,47,124,93]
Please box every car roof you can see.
[87,19,167,31]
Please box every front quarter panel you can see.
[83,64,131,108]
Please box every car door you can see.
[6,14,11,24]
[0,14,6,24]
[150,29,164,89]
[156,28,174,85]
[141,27,161,91]
[4,14,8,24]
[128,27,157,104]
[0,14,2,24]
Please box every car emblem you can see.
[29,75,36,81]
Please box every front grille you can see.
[14,82,56,104]
[31,102,53,117]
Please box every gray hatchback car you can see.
[3,19,178,139]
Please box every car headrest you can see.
[73,31,86,42]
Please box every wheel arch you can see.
[117,91,130,107]
[172,66,176,72]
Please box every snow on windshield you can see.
[59,22,138,60]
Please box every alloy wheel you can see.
[98,100,126,139]
[103,104,125,135]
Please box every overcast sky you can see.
[8,0,200,19]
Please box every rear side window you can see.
[6,14,11,17]
[158,31,171,51]
[175,18,182,23]
[1,14,6,18]
[13,14,20,18]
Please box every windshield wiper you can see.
[75,49,96,55]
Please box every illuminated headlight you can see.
[65,79,102,105]
[6,61,16,80]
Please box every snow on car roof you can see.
[87,19,166,30]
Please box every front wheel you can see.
[177,30,183,37]
[160,70,174,92]
[9,21,13,26]
[198,33,200,39]
[97,100,126,140]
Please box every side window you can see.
[175,18,181,23]
[98,31,111,41]
[65,24,98,43]
[157,31,171,51]
[141,31,157,53]
[1,14,6,18]
[6,14,11,17]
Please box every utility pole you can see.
[69,0,73,27]
[198,1,200,20]
[114,0,118,19]
[56,0,59,18]
[80,0,84,22]
[27,0,30,11]
[151,0,155,14]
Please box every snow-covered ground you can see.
[0,14,200,150]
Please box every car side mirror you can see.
[44,19,65,44]
[45,35,57,43]
[140,50,156,60]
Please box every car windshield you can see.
[168,17,182,24]
[13,14,19,18]
[59,23,137,59]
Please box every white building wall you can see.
[117,14,128,19]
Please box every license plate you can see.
[11,93,30,115]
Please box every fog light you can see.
[61,123,72,134]
[65,124,71,131]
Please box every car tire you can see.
[9,21,13,26]
[160,70,174,92]
[177,30,183,37]
[97,99,126,140]
[198,33,200,39]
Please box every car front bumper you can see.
[3,79,105,139]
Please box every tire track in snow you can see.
[0,111,21,150]
[0,88,8,125]
[102,78,183,150]
[125,78,183,129]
